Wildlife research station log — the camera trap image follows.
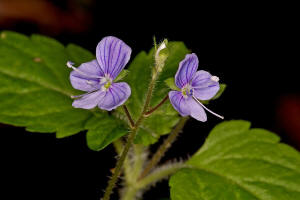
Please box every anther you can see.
[211,76,219,82]
[66,61,102,79]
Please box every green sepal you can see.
[201,83,226,104]
[165,77,179,91]
[114,69,129,82]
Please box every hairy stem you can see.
[121,186,137,200]
[113,140,132,182]
[144,94,169,116]
[102,128,138,200]
[142,76,156,114]
[137,162,186,189]
[102,68,160,200]
[122,162,186,200]
[131,144,146,181]
[139,117,189,180]
[123,105,135,128]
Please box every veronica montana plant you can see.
[1,30,299,200]
[67,36,131,110]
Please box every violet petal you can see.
[175,53,198,88]
[98,82,131,111]
[70,59,103,92]
[168,91,190,116]
[187,97,207,122]
[192,70,220,100]
[72,90,105,109]
[96,36,132,79]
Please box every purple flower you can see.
[169,53,223,121]
[67,36,131,111]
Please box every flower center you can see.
[181,84,193,98]
[100,74,113,91]
[104,81,111,89]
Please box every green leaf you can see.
[124,42,190,145]
[0,31,124,150]
[85,113,128,151]
[169,120,300,200]
[164,77,179,91]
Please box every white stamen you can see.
[66,61,75,68]
[211,76,219,82]
[66,61,102,79]
[192,96,224,119]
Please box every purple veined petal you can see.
[168,91,190,116]
[175,53,199,88]
[70,59,103,92]
[96,36,132,80]
[72,90,105,109]
[192,70,220,100]
[186,97,207,122]
[98,82,131,111]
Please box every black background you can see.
[0,1,299,200]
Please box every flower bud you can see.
[155,39,169,72]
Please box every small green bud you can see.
[155,39,169,72]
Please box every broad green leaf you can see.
[85,113,128,151]
[124,42,190,145]
[169,120,300,200]
[0,31,125,150]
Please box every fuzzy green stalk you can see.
[113,140,132,182]
[139,117,189,180]
[102,65,161,200]
[102,127,139,200]
[122,162,186,200]
[144,94,169,116]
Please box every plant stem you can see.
[122,162,186,200]
[102,128,138,200]
[144,94,169,116]
[122,105,135,128]
[113,140,132,182]
[102,68,160,200]
[131,144,146,182]
[137,162,186,189]
[142,76,156,114]
[121,186,137,200]
[138,117,189,180]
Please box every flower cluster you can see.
[68,37,223,121]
